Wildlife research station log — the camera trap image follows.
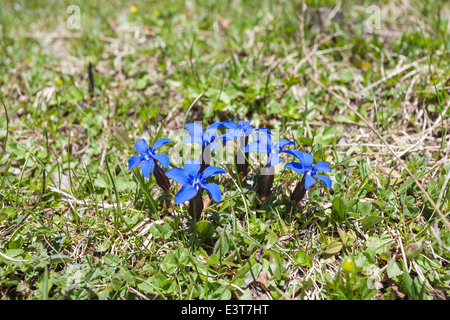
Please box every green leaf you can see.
[404,242,423,260]
[387,258,403,278]
[0,207,15,221]
[266,229,277,249]
[149,223,165,238]
[213,232,229,256]
[359,201,372,216]
[324,240,344,255]
[5,249,24,258]
[49,254,73,264]
[360,215,386,229]
[331,197,346,223]
[231,262,252,286]
[161,253,178,274]
[294,249,312,268]
[0,212,8,221]
[137,281,157,294]
[196,221,215,239]
[264,249,283,280]
[104,253,120,266]
[135,76,148,90]
[337,227,347,244]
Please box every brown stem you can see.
[236,135,249,179]
[200,144,209,173]
[188,191,204,221]
[153,161,170,191]
[290,175,307,203]
[258,162,274,200]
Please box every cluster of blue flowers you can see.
[128,120,332,219]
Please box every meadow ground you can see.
[0,0,449,300]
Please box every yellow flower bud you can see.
[342,257,355,273]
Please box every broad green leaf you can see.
[5,249,24,258]
[264,249,282,280]
[213,232,229,257]
[149,223,165,238]
[162,253,178,274]
[294,250,312,268]
[360,215,386,229]
[337,227,348,244]
[196,221,215,239]
[324,240,344,255]
[331,197,346,223]
[104,253,120,266]
[387,259,402,278]
[404,242,423,260]
[49,254,73,264]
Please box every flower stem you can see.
[236,135,249,179]
[188,191,204,221]
[153,161,170,191]
[258,162,274,200]
[290,174,307,203]
[200,144,209,173]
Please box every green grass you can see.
[0,0,449,300]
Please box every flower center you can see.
[190,174,203,190]
[305,165,316,176]
[141,148,154,161]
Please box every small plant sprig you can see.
[183,121,224,172]
[219,120,254,178]
[244,130,295,200]
[127,138,171,190]
[284,150,332,203]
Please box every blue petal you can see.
[174,184,198,204]
[255,133,272,150]
[297,151,314,167]
[203,126,222,144]
[244,141,268,154]
[275,139,295,151]
[222,120,238,129]
[208,122,224,131]
[314,162,332,173]
[254,128,273,136]
[183,135,203,145]
[135,139,148,154]
[216,131,237,143]
[238,120,251,129]
[184,159,201,176]
[281,149,302,159]
[209,142,222,151]
[201,166,226,180]
[141,159,155,178]
[185,122,204,138]
[153,153,170,168]
[128,155,143,170]
[304,174,317,190]
[152,138,171,151]
[200,183,222,202]
[285,162,305,174]
[315,174,332,188]
[166,168,189,184]
[269,154,284,166]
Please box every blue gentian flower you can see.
[219,120,254,142]
[244,132,295,167]
[183,122,224,151]
[128,138,171,178]
[166,159,226,204]
[284,150,332,189]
